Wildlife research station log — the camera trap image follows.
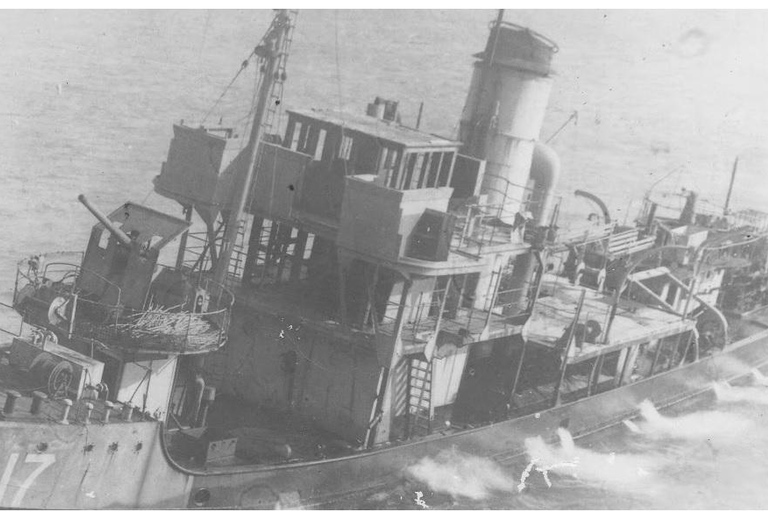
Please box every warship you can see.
[2,10,768,509]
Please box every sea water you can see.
[1,10,768,508]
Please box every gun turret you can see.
[77,194,133,247]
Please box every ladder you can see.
[225,10,297,285]
[227,216,251,281]
[261,10,297,141]
[407,356,433,438]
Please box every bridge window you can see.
[395,151,456,191]
[426,152,443,188]
[401,153,418,190]
[437,152,454,187]
[339,134,354,160]
[388,159,400,188]
[313,129,327,161]
[289,121,302,151]
[416,153,432,189]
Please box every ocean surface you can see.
[1,9,768,508]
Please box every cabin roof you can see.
[287,108,461,150]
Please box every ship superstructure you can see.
[152,13,703,457]
[152,16,560,448]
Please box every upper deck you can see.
[525,274,697,362]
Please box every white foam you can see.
[714,380,768,405]
[623,419,642,433]
[636,399,753,440]
[557,428,576,453]
[715,356,757,378]
[751,368,768,387]
[521,429,655,491]
[406,449,513,500]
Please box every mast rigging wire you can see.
[201,11,288,125]
[202,57,253,124]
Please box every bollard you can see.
[103,401,115,424]
[30,391,48,416]
[59,398,73,425]
[84,402,94,425]
[121,403,134,422]
[3,390,21,416]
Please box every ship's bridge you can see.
[284,106,532,269]
[156,100,535,279]
[284,106,461,189]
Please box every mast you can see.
[723,156,739,216]
[212,10,293,286]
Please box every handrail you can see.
[0,301,23,338]
[42,262,123,308]
[13,255,234,355]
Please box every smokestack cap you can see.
[476,21,558,76]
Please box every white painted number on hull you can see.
[0,453,56,507]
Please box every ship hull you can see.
[179,327,768,508]
[0,420,191,508]
[3,328,768,509]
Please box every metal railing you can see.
[554,221,616,247]
[83,266,234,354]
[379,281,535,349]
[183,222,250,283]
[12,252,234,355]
[0,301,23,339]
[534,278,615,346]
[449,174,561,258]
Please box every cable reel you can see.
[29,352,73,397]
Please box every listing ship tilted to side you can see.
[2,10,768,509]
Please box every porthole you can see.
[193,488,211,507]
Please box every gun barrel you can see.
[78,194,132,247]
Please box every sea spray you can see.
[636,399,752,440]
[555,429,655,483]
[405,449,514,500]
[623,419,642,433]
[520,429,655,492]
[713,380,768,405]
[751,368,768,386]
[557,429,577,454]
[715,356,759,378]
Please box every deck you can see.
[526,275,696,362]
[0,355,140,427]
[398,305,526,355]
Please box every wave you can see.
[635,399,752,440]
[405,448,514,501]
[713,380,768,405]
[521,428,656,492]
[751,368,768,386]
